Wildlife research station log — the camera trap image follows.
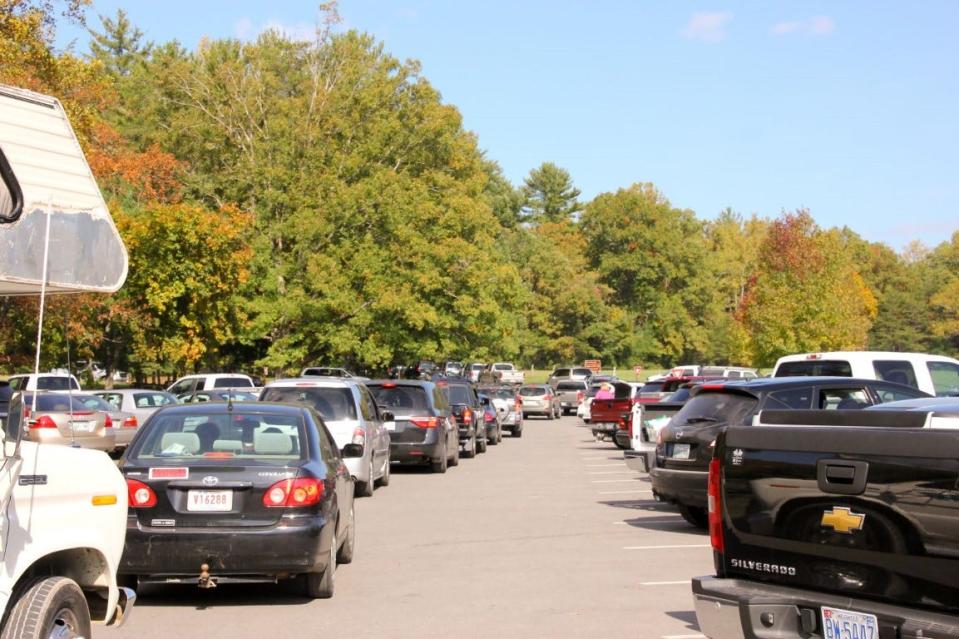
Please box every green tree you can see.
[87,8,151,77]
[521,162,581,223]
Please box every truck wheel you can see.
[336,505,355,565]
[431,449,448,473]
[1,576,91,639]
[477,432,488,454]
[677,503,709,530]
[512,425,523,438]
[376,458,391,487]
[449,443,460,467]
[355,457,375,497]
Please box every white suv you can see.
[7,373,81,392]
[259,379,392,497]
[166,373,255,397]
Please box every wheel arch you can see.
[6,547,112,623]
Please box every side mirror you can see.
[341,443,364,458]
[380,410,394,422]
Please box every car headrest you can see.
[254,432,293,455]
[160,432,200,455]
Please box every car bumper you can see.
[624,449,654,473]
[501,411,521,425]
[591,422,618,433]
[121,515,331,579]
[614,430,630,447]
[29,430,116,452]
[649,466,707,508]
[692,576,959,639]
[105,586,137,628]
[391,440,445,463]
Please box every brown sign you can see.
[583,359,602,373]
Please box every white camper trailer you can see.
[0,85,134,637]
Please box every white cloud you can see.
[233,17,317,42]
[680,11,733,43]
[771,16,835,36]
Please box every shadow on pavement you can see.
[134,581,314,610]
[666,609,701,630]
[597,498,676,513]
[621,517,707,536]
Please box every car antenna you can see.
[227,388,234,413]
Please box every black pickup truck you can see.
[693,409,959,639]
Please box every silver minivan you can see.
[259,378,392,496]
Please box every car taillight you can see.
[545,394,553,402]
[126,479,157,508]
[104,414,113,428]
[484,411,494,423]
[352,427,365,446]
[410,417,439,428]
[462,408,473,423]
[123,415,138,428]
[708,458,724,553]
[576,391,584,403]
[30,415,57,429]
[263,478,324,507]
[515,396,522,408]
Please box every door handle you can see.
[816,459,869,495]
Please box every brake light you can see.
[515,395,522,408]
[700,384,726,391]
[462,408,473,423]
[123,415,138,428]
[484,411,495,423]
[30,415,57,429]
[576,391,584,404]
[126,479,157,508]
[352,427,365,446]
[381,382,397,389]
[263,478,324,507]
[104,414,113,429]
[545,394,553,401]
[708,458,724,553]
[410,416,439,428]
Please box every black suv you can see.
[444,378,487,458]
[651,377,929,528]
[367,380,460,473]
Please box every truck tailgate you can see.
[719,424,959,615]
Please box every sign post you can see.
[633,365,643,380]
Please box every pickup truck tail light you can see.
[126,479,158,508]
[576,391,584,404]
[410,416,439,428]
[263,478,324,507]
[708,458,724,553]
[462,408,473,424]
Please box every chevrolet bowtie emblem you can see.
[821,507,865,534]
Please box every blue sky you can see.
[57,1,959,250]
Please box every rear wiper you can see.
[684,416,719,424]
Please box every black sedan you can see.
[118,402,357,598]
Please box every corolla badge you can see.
[821,507,865,534]
[201,475,219,487]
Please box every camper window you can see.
[0,148,23,223]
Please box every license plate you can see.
[821,606,878,639]
[385,421,396,431]
[70,421,95,433]
[187,490,232,512]
[671,443,691,459]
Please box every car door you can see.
[358,386,388,467]
[312,413,352,539]
[432,386,455,449]
[0,394,24,558]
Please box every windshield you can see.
[572,368,592,376]
[640,381,665,393]
[551,368,570,377]
[212,377,253,388]
[25,393,97,412]
[928,361,959,397]
[671,392,757,426]
[368,385,431,414]
[75,394,115,412]
[493,364,512,371]
[775,360,852,377]
[133,392,177,408]
[260,387,357,421]
[519,386,548,397]
[556,381,585,391]
[35,376,80,391]
[446,385,472,405]
[130,411,305,462]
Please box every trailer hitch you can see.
[198,563,217,589]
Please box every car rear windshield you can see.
[260,387,357,421]
[469,364,485,371]
[368,385,431,414]
[75,394,115,412]
[572,368,592,376]
[212,377,253,388]
[130,411,305,462]
[25,394,89,412]
[493,364,513,371]
[671,392,757,427]
[928,361,959,397]
[551,368,570,377]
[133,392,177,408]
[446,384,472,405]
[640,381,665,393]
[775,360,852,377]
[35,376,79,391]
[556,381,586,391]
[519,386,548,396]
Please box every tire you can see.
[304,530,336,598]
[449,442,460,467]
[337,505,355,565]
[1,576,91,639]
[512,425,523,438]
[547,409,554,421]
[462,433,476,459]
[376,456,391,487]
[488,426,499,445]
[477,430,488,454]
[522,412,528,420]
[677,503,709,530]
[432,448,448,473]
[355,457,374,497]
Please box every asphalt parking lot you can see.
[109,415,711,639]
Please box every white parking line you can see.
[662,634,705,639]
[623,544,710,550]
[585,463,626,467]
[613,517,680,524]
[592,479,642,483]
[640,580,690,586]
[588,470,635,475]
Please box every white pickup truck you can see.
[0,84,135,636]
[485,362,524,385]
